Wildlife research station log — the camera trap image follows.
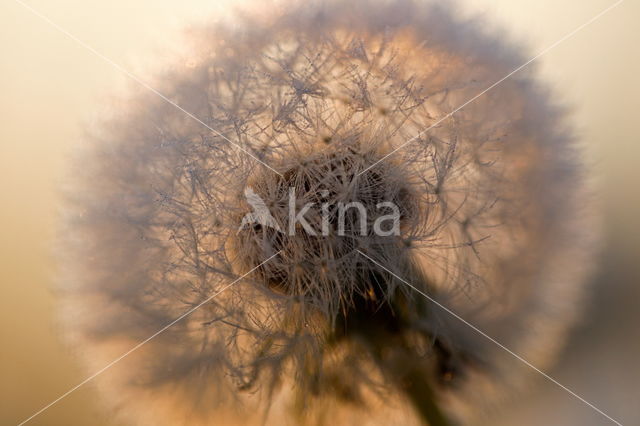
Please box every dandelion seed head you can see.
[59,0,597,424]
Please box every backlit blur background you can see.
[1,0,638,424]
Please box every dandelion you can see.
[59,0,596,425]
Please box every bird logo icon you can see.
[237,186,282,233]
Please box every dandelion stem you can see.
[399,361,451,426]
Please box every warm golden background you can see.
[1,0,638,424]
